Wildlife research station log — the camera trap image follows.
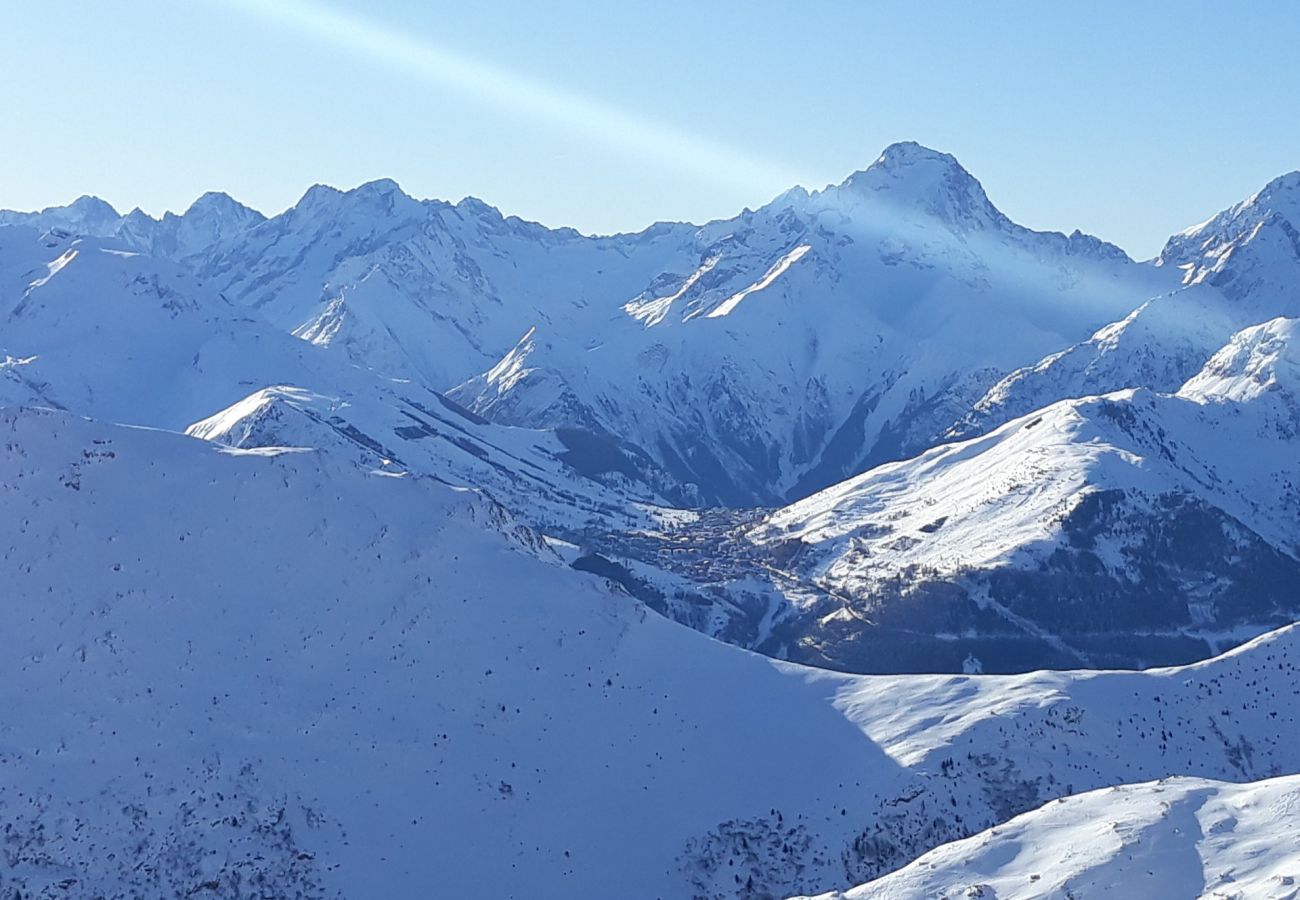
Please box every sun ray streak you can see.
[215,0,808,196]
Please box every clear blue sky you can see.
[1,0,1297,258]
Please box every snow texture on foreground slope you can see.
[0,407,894,898]
[793,774,1300,900]
[3,403,1300,897]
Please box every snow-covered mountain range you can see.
[6,145,1298,674]
[3,143,1299,897]
[6,143,1177,506]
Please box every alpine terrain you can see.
[3,142,1298,899]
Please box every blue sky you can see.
[1,0,1297,258]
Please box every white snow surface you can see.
[955,168,1300,444]
[750,320,1300,646]
[0,225,661,530]
[794,774,1300,900]
[6,401,1300,896]
[5,405,1300,896]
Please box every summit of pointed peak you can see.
[872,141,965,171]
[455,195,502,217]
[186,190,238,210]
[297,183,345,207]
[352,177,405,197]
[61,194,120,220]
[826,142,1002,229]
[855,142,980,192]
[183,191,265,221]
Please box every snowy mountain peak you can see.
[65,193,120,221]
[0,194,123,237]
[1065,227,1130,261]
[297,182,343,203]
[454,195,499,216]
[1251,168,1300,212]
[871,140,965,171]
[181,190,265,222]
[1159,170,1300,310]
[353,176,405,198]
[832,141,1004,229]
[290,178,423,223]
[1180,316,1300,406]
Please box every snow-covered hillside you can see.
[588,317,1298,676]
[451,143,1175,504]
[953,168,1300,442]
[0,405,881,898]
[788,623,1300,894]
[794,774,1300,900]
[4,404,1299,898]
[0,225,668,529]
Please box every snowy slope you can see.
[0,225,316,426]
[0,406,886,899]
[1182,315,1300,430]
[714,319,1300,673]
[793,624,1300,893]
[1162,170,1300,313]
[794,774,1300,900]
[452,143,1175,504]
[4,404,1299,898]
[0,224,665,529]
[954,169,1300,441]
